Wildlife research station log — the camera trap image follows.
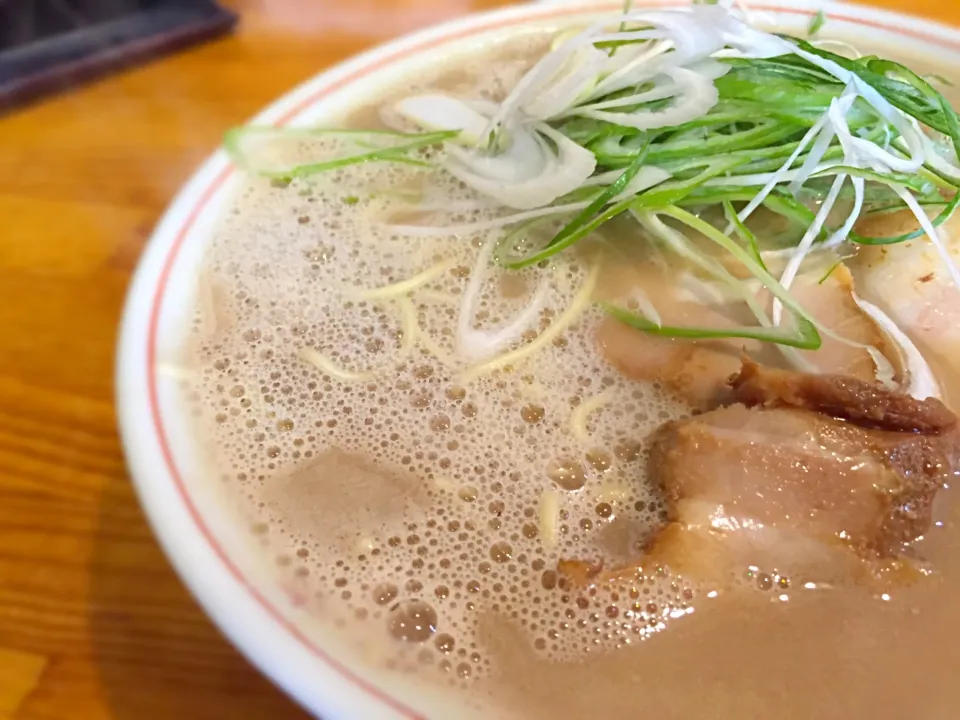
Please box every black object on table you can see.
[0,0,238,112]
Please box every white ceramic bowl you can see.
[115,2,960,718]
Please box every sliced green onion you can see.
[862,198,948,215]
[850,191,960,244]
[818,258,843,284]
[723,200,767,271]
[788,39,948,133]
[224,127,458,179]
[655,205,822,349]
[632,156,748,209]
[927,73,955,88]
[601,303,821,349]
[604,0,636,55]
[808,164,937,196]
[808,10,827,37]
[645,119,805,163]
[866,58,960,167]
[497,142,651,269]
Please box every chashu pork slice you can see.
[650,361,959,566]
[560,361,960,588]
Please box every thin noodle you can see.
[539,489,561,550]
[569,389,616,445]
[298,347,376,382]
[353,259,455,300]
[396,297,420,354]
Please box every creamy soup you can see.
[178,7,960,719]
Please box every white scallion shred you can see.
[457,238,551,363]
[460,263,600,383]
[852,293,941,400]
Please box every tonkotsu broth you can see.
[180,29,960,720]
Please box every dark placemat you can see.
[0,0,238,112]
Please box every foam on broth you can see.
[178,29,960,719]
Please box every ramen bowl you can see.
[116,2,960,718]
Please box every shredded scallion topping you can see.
[223,2,959,393]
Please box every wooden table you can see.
[0,1,955,718]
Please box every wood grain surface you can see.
[0,1,956,718]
